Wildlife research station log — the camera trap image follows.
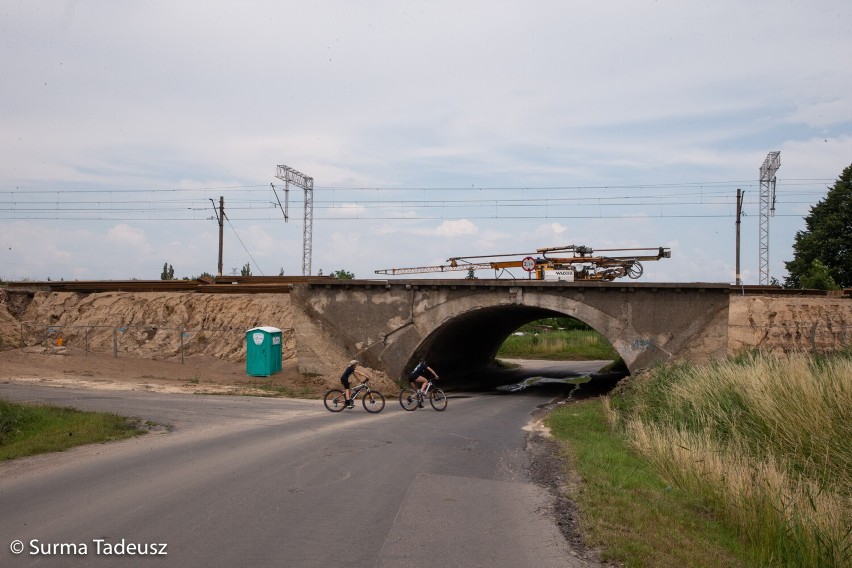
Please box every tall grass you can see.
[607,352,852,567]
[497,329,619,360]
[546,401,748,567]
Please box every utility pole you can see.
[210,197,225,276]
[758,151,781,285]
[735,188,743,285]
[275,165,314,275]
[218,196,224,277]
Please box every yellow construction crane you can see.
[375,245,671,281]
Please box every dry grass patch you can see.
[608,352,852,568]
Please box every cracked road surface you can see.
[0,384,599,567]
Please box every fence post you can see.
[180,330,185,364]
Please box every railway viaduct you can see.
[289,279,852,385]
[6,277,850,388]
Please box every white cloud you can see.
[435,219,479,237]
[1,1,850,283]
[533,222,568,239]
[106,224,151,251]
[325,203,369,218]
[780,135,852,181]
[786,99,852,128]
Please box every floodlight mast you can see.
[758,151,781,285]
[276,165,314,275]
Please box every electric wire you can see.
[0,178,834,194]
[223,212,265,276]
[0,178,834,222]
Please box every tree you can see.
[240,263,252,277]
[332,269,354,280]
[160,262,175,280]
[799,259,839,291]
[784,163,852,288]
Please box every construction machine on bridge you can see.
[375,245,671,281]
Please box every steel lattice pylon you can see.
[276,165,314,276]
[758,151,781,285]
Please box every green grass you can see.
[546,400,750,567]
[0,399,146,460]
[604,352,852,568]
[497,329,619,360]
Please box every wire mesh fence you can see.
[19,322,296,364]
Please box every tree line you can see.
[159,263,355,281]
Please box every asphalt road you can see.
[0,383,594,568]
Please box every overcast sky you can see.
[2,0,851,284]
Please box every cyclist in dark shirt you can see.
[408,360,438,407]
[340,360,369,408]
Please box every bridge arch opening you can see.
[402,304,623,390]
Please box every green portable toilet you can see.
[246,326,283,377]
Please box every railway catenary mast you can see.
[276,165,314,276]
[758,151,781,285]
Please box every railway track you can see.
[3,278,838,297]
[3,275,331,294]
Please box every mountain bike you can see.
[324,378,386,413]
[399,378,447,411]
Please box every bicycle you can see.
[324,378,386,413]
[399,378,447,411]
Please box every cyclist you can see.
[340,360,369,408]
[408,360,439,407]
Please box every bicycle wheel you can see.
[323,389,346,412]
[362,390,386,413]
[399,388,419,411]
[430,388,448,411]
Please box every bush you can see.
[0,400,24,444]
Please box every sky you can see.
[1,0,851,284]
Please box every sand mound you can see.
[0,289,399,397]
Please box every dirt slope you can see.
[0,290,398,397]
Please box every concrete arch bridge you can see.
[290,280,851,388]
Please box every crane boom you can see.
[374,245,671,280]
[375,262,494,275]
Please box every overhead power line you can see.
[0,178,835,195]
[0,190,826,211]
[0,176,833,223]
[224,211,264,276]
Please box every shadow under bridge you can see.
[407,304,568,389]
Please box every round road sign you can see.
[521,256,536,272]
